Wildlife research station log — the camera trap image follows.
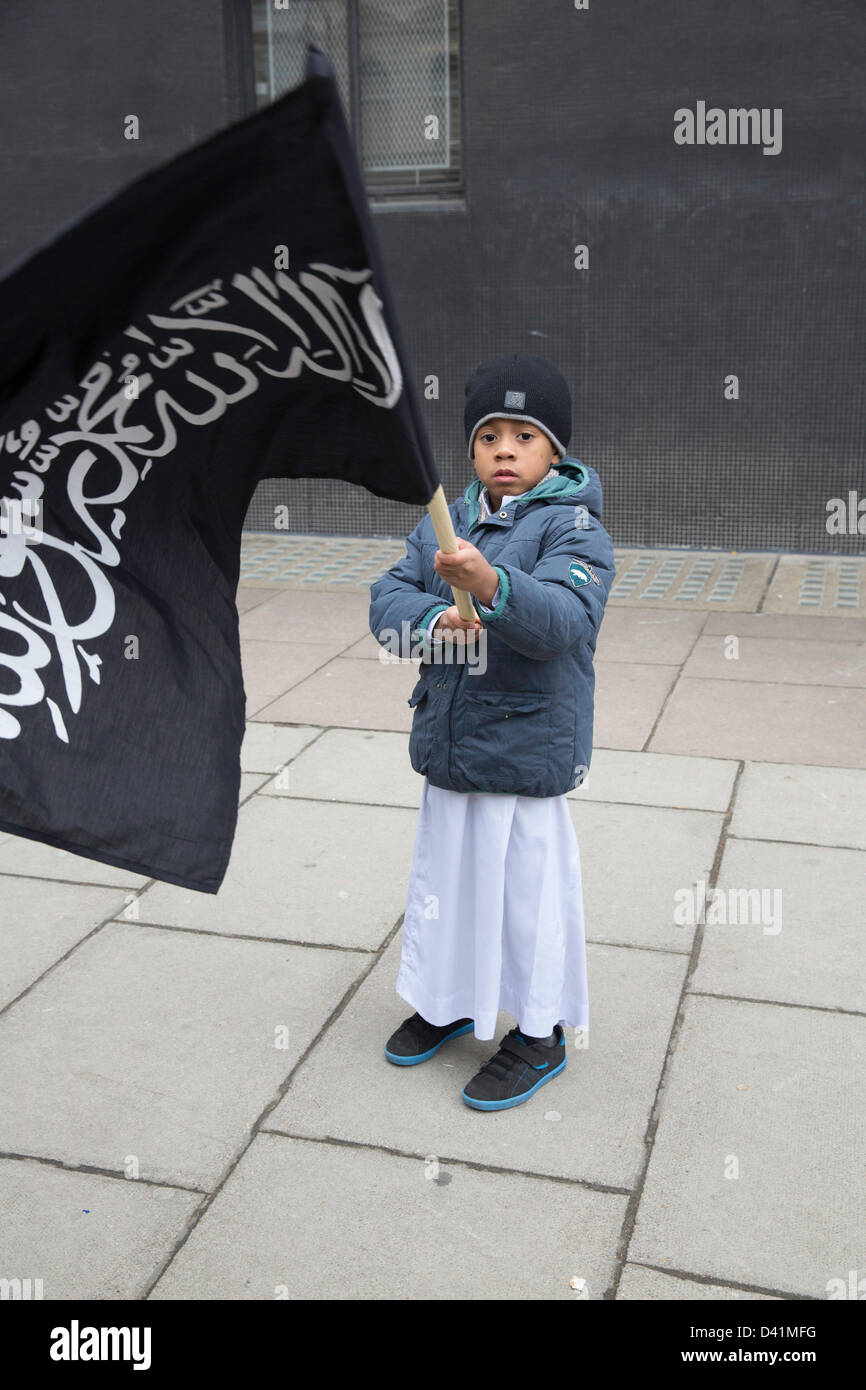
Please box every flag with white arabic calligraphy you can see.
[0,45,439,893]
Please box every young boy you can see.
[369,353,615,1111]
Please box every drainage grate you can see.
[608,550,774,609]
[762,555,866,615]
[240,533,405,586]
[798,559,827,607]
[641,557,686,599]
[835,560,861,609]
[794,557,864,610]
[674,558,716,600]
[610,552,654,598]
[707,557,747,602]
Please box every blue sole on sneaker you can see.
[462,1055,567,1109]
[384,1020,475,1066]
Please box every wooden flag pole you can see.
[425,485,479,622]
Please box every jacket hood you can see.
[461,455,603,530]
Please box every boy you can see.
[369,353,615,1110]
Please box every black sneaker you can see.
[384,1012,474,1066]
[462,1025,567,1110]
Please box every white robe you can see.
[396,482,590,1042]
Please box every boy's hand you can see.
[435,605,483,639]
[433,538,499,605]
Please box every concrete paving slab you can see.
[0,1158,202,1300]
[149,1131,628,1301]
[593,661,680,750]
[730,762,866,851]
[238,588,371,644]
[3,566,860,1301]
[0,922,366,1190]
[703,612,866,643]
[240,639,348,718]
[691,839,866,1012]
[595,609,706,664]
[235,585,283,614]
[569,749,737,812]
[569,801,722,952]
[616,1264,780,1300]
[682,635,866,687]
[267,933,686,1191]
[126,796,418,948]
[264,736,738,819]
[0,878,133,1010]
[262,728,422,809]
[342,631,388,660]
[649,678,866,768]
[240,722,321,774]
[0,836,148,890]
[252,656,420,731]
[628,995,866,1298]
[239,773,271,800]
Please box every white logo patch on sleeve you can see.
[568,558,601,589]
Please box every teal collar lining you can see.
[462,457,589,533]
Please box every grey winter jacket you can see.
[368,457,615,797]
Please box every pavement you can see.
[1,545,865,1301]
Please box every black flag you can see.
[0,45,439,894]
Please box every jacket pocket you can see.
[407,684,433,773]
[451,689,553,793]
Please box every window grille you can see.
[250,0,462,194]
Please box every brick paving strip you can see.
[0,539,863,1299]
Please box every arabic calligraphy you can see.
[0,262,402,742]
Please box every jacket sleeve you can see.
[369,524,450,657]
[475,513,616,660]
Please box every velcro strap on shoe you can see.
[499,1035,547,1067]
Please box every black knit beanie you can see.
[464,353,572,462]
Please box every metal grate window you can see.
[250,0,462,195]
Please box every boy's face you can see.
[472,417,560,501]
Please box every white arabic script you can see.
[0,262,402,741]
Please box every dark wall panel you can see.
[1,0,862,552]
[0,0,248,270]
[250,0,864,552]
[341,0,861,553]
